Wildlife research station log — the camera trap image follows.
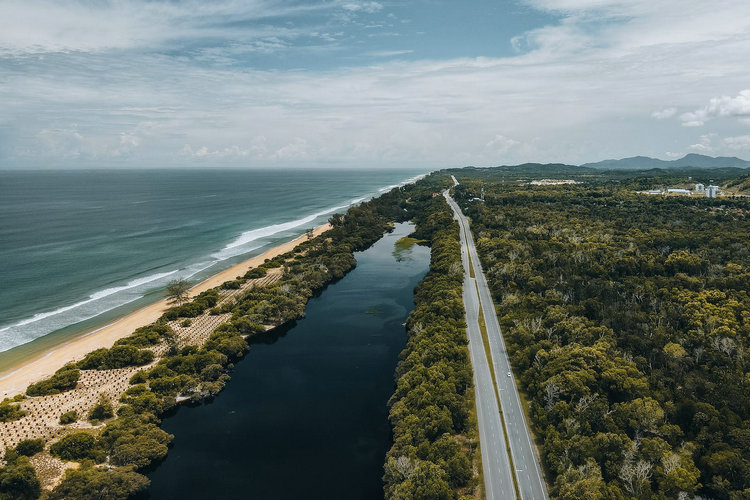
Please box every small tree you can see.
[15,439,45,457]
[165,279,191,305]
[306,227,315,240]
[328,213,344,227]
[59,410,78,425]
[88,395,114,422]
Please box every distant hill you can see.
[582,154,750,170]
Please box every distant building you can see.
[647,189,663,194]
[667,188,691,195]
[695,183,705,193]
[706,185,720,198]
[529,179,579,185]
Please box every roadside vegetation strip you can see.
[0,183,427,500]
[384,182,481,500]
[475,288,520,500]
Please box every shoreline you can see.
[0,223,331,398]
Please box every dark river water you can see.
[144,222,429,499]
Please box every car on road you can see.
[507,371,511,377]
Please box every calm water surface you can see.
[144,222,429,499]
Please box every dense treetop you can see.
[451,167,750,499]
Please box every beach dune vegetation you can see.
[87,395,115,422]
[25,363,80,397]
[14,439,44,457]
[0,398,26,422]
[162,289,219,320]
[59,410,78,425]
[115,323,173,348]
[243,267,266,279]
[77,345,154,370]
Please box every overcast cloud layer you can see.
[1,0,749,168]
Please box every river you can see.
[143,222,430,499]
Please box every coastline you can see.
[0,223,331,398]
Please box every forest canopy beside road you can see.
[451,166,750,499]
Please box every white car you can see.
[507,371,511,377]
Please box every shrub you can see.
[0,455,40,500]
[15,438,45,457]
[115,324,173,348]
[50,433,101,462]
[59,410,78,425]
[49,464,149,500]
[167,290,220,319]
[231,317,265,335]
[244,267,267,279]
[129,370,148,385]
[0,399,26,422]
[99,412,172,468]
[220,280,242,289]
[78,345,154,370]
[26,364,80,396]
[180,319,192,327]
[88,395,115,422]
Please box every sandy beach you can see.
[0,224,331,398]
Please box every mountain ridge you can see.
[582,153,750,170]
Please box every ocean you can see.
[0,168,428,357]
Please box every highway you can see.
[446,175,549,500]
[450,186,516,500]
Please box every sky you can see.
[1,0,749,169]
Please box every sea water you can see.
[0,168,427,357]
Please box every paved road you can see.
[446,176,549,500]
[449,186,515,500]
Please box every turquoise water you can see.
[0,169,427,355]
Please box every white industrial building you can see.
[706,185,720,198]
[695,183,705,193]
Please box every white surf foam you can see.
[0,174,427,352]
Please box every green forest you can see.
[384,185,479,499]
[451,166,750,499]
[5,165,748,500]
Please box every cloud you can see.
[366,49,414,57]
[340,1,383,14]
[722,134,750,151]
[485,135,520,155]
[688,134,716,152]
[651,108,676,120]
[0,0,333,54]
[681,89,750,127]
[2,0,750,167]
[30,127,141,159]
[687,133,750,154]
[180,144,250,159]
